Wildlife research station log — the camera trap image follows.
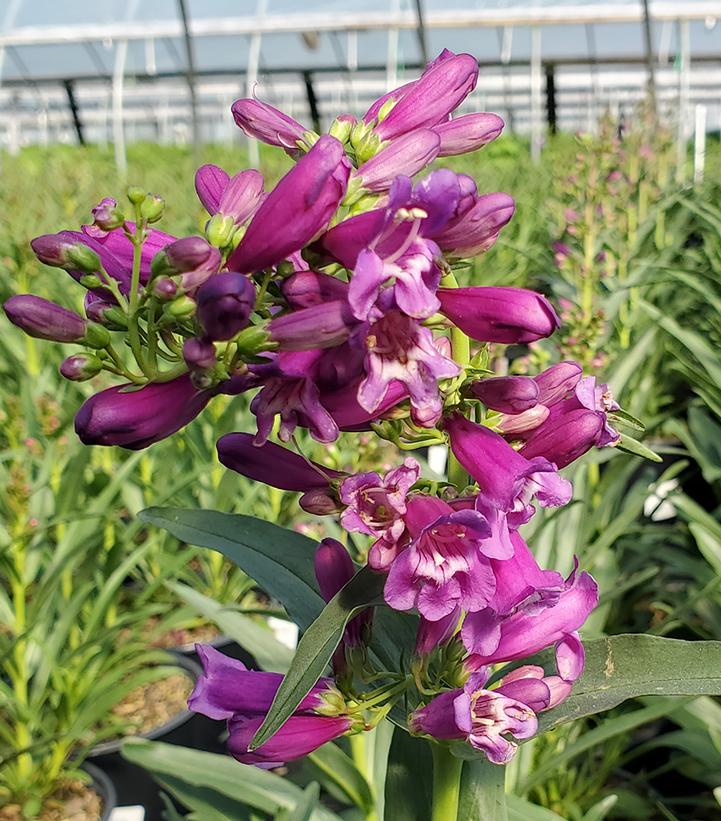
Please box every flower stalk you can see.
[431,744,464,821]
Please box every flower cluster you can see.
[6,50,624,767]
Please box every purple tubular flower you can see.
[319,378,410,432]
[268,301,356,351]
[534,361,583,405]
[75,374,212,449]
[355,130,440,192]
[231,98,307,151]
[384,495,496,621]
[340,459,419,570]
[183,338,216,371]
[228,136,350,273]
[4,295,87,342]
[497,405,550,436]
[434,113,504,157]
[461,533,598,676]
[216,432,343,514]
[373,52,479,141]
[438,286,560,344]
[410,669,539,764]
[359,310,459,427]
[196,272,256,341]
[432,192,515,257]
[415,608,460,657]
[163,236,222,290]
[281,270,350,309]
[60,354,102,381]
[189,644,333,720]
[228,714,352,768]
[195,164,265,224]
[471,376,540,414]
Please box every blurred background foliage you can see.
[2,121,721,819]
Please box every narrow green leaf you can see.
[459,757,507,821]
[308,743,374,813]
[540,635,721,732]
[140,507,325,630]
[506,795,565,820]
[581,795,619,821]
[168,582,293,672]
[607,409,645,433]
[251,566,386,750]
[285,782,321,821]
[384,730,433,821]
[615,434,662,462]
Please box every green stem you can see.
[431,744,463,821]
[127,210,147,372]
[349,733,379,821]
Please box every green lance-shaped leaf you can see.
[139,507,325,630]
[539,634,721,732]
[614,433,662,463]
[250,566,386,751]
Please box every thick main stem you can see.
[431,744,463,821]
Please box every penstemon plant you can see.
[6,50,721,819]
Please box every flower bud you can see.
[165,236,216,273]
[126,185,147,205]
[497,405,550,435]
[267,301,354,351]
[83,323,112,349]
[4,295,87,343]
[534,361,583,405]
[92,197,125,232]
[183,337,217,371]
[314,538,355,602]
[205,213,236,248]
[328,115,355,143]
[196,272,256,341]
[471,376,539,414]
[79,274,103,289]
[60,354,103,381]
[67,244,102,274]
[31,233,75,267]
[151,277,179,301]
[163,295,197,320]
[140,194,165,223]
[520,408,605,468]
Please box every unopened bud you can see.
[163,295,196,320]
[92,197,125,232]
[82,323,112,349]
[79,274,103,289]
[183,337,217,371]
[328,115,354,144]
[102,307,129,330]
[276,260,295,278]
[126,185,147,205]
[60,354,103,381]
[4,294,87,343]
[234,323,271,356]
[151,277,179,301]
[67,244,102,274]
[206,213,236,248]
[165,236,215,273]
[301,130,320,148]
[140,194,165,223]
[377,97,397,122]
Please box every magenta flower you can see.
[75,374,212,449]
[460,533,597,680]
[471,375,540,414]
[384,495,495,621]
[358,310,459,427]
[355,130,440,192]
[195,164,265,224]
[228,136,350,273]
[415,607,461,657]
[231,98,308,153]
[189,644,351,767]
[438,286,559,344]
[446,415,572,535]
[432,192,515,258]
[410,669,540,764]
[370,50,478,141]
[268,301,356,351]
[434,112,504,156]
[155,236,222,291]
[340,459,420,570]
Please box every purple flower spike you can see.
[433,192,515,258]
[434,112,504,157]
[384,495,495,621]
[231,98,307,151]
[75,374,212,449]
[355,130,440,192]
[196,272,256,341]
[471,376,540,414]
[195,164,265,224]
[229,136,350,274]
[4,295,88,343]
[438,286,560,344]
[373,51,479,141]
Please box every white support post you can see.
[694,103,707,186]
[112,38,129,174]
[676,19,691,182]
[530,26,542,163]
[246,0,268,168]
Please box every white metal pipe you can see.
[530,26,542,162]
[676,19,691,182]
[694,103,707,186]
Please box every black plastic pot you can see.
[87,655,203,816]
[81,761,117,821]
